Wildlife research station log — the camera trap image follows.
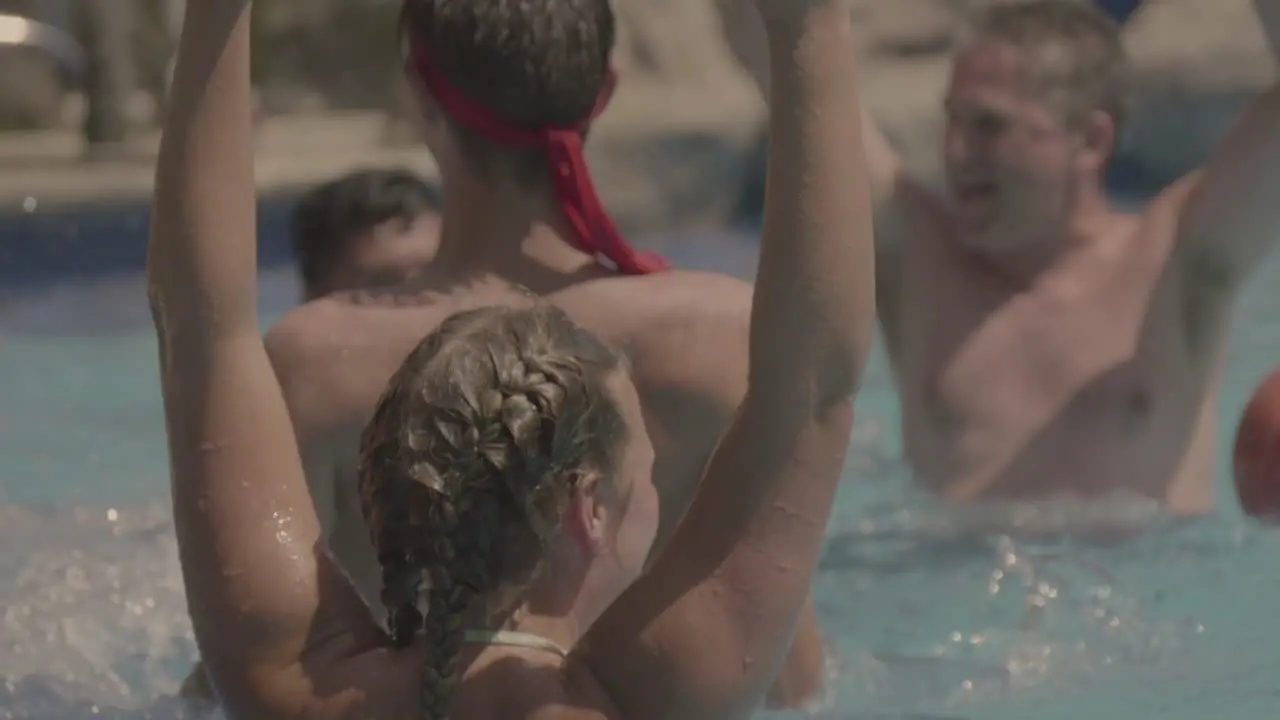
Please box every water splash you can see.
[0,502,206,719]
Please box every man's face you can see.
[942,38,1085,251]
[313,213,442,298]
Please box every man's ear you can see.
[1076,108,1117,173]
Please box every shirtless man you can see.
[263,0,823,706]
[291,167,441,300]
[725,0,1280,513]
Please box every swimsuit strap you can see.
[461,629,569,658]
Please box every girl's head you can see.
[358,304,657,717]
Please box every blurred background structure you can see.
[0,0,1275,240]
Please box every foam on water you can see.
[0,503,199,719]
[0,489,1268,719]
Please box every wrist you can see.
[760,2,851,46]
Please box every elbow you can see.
[806,316,872,417]
[817,335,868,409]
[765,642,826,710]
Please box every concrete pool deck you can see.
[0,112,425,211]
[0,77,764,238]
[2,0,1277,233]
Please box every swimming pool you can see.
[2,198,1280,719]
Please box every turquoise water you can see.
[3,204,1280,719]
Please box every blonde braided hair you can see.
[358,304,628,718]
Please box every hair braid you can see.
[358,305,629,719]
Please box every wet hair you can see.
[399,0,616,183]
[358,303,629,719]
[967,0,1130,132]
[291,168,439,296]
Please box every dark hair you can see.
[358,303,629,719]
[400,0,615,182]
[969,0,1130,133]
[291,168,439,295]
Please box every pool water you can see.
[3,199,1280,719]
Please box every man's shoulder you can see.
[561,270,754,394]
[559,268,753,332]
[264,295,433,424]
[265,290,447,364]
[264,297,361,371]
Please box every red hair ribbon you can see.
[408,40,669,275]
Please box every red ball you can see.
[1234,370,1280,519]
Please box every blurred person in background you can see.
[724,0,1280,517]
[290,167,442,301]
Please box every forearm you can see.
[723,0,902,211]
[765,597,826,710]
[1177,81,1280,284]
[147,0,257,337]
[750,4,873,405]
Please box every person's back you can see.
[272,270,748,596]
[263,0,822,704]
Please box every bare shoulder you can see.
[264,296,429,445]
[558,268,752,340]
[1145,170,1205,224]
[265,298,350,367]
[517,658,623,720]
[1135,170,1211,269]
[263,299,364,423]
[556,269,753,382]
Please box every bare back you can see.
[880,181,1222,513]
[266,266,753,617]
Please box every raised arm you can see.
[580,1,872,717]
[147,2,362,715]
[719,0,910,223]
[718,0,925,356]
[1175,0,1280,293]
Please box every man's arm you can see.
[1174,0,1280,293]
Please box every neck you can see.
[979,179,1117,284]
[504,606,584,655]
[432,172,604,284]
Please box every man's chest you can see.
[890,241,1199,487]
